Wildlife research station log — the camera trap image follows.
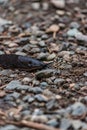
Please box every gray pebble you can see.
[38,41,46,47]
[37,52,48,60]
[67,28,82,37]
[0,51,4,55]
[35,94,48,102]
[29,87,43,94]
[40,82,48,89]
[41,34,48,40]
[0,125,18,130]
[23,95,31,102]
[47,119,59,127]
[16,85,30,91]
[31,2,40,10]
[60,118,72,130]
[46,99,57,110]
[36,69,56,79]
[9,92,20,99]
[54,78,65,85]
[83,72,87,77]
[5,80,20,90]
[47,53,56,61]
[28,96,35,103]
[69,102,87,118]
[70,22,80,29]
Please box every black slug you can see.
[0,54,47,71]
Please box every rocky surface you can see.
[0,0,87,130]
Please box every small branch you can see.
[6,120,61,130]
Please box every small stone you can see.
[23,95,31,102]
[22,77,32,85]
[36,69,56,79]
[54,78,65,85]
[47,53,56,61]
[31,2,40,10]
[30,48,40,53]
[28,96,35,103]
[56,10,65,16]
[37,52,48,60]
[47,119,59,127]
[21,110,30,116]
[32,80,40,86]
[49,43,59,53]
[31,115,48,123]
[30,87,43,94]
[75,33,87,42]
[35,94,48,102]
[83,72,87,77]
[15,51,26,56]
[71,120,87,130]
[69,102,87,119]
[46,99,57,110]
[0,125,18,130]
[41,34,48,40]
[0,70,13,76]
[42,2,49,10]
[5,80,20,90]
[67,28,82,37]
[60,118,72,130]
[0,18,12,26]
[70,22,80,29]
[51,0,65,9]
[9,92,20,99]
[40,82,48,89]
[0,51,4,55]
[16,85,30,91]
[38,41,46,47]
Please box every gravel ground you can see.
[0,0,87,130]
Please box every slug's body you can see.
[0,54,47,71]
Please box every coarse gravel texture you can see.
[0,0,87,130]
